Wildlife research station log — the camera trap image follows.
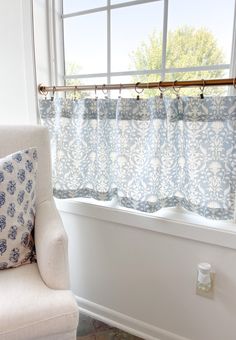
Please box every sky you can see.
[63,0,235,78]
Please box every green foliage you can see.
[66,62,82,77]
[130,26,227,96]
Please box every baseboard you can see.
[75,296,189,340]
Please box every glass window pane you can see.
[167,0,234,69]
[111,1,164,72]
[64,13,107,75]
[63,0,106,14]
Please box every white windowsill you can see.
[55,197,236,250]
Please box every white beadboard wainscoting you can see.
[56,199,236,340]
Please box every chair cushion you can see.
[0,148,37,269]
[0,263,79,340]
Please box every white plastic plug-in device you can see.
[196,262,215,298]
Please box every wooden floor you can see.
[77,313,143,340]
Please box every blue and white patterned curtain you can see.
[39,96,236,220]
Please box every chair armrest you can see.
[35,199,70,290]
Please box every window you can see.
[61,0,236,97]
[41,0,236,225]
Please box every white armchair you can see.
[0,126,79,340]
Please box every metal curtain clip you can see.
[200,79,205,99]
[102,84,108,99]
[135,82,144,100]
[158,81,166,98]
[95,85,98,101]
[51,86,56,101]
[233,78,236,90]
[118,84,123,98]
[74,86,78,101]
[173,80,181,99]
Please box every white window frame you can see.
[53,0,236,89]
[48,0,236,234]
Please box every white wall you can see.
[59,206,236,340]
[0,0,37,125]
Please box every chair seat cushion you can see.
[0,263,79,340]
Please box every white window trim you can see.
[229,0,236,94]
[62,0,162,19]
[55,197,236,250]
[60,0,236,86]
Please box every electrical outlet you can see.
[196,272,215,299]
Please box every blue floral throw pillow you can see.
[0,148,37,269]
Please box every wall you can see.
[58,202,236,340]
[0,0,60,125]
[0,0,37,125]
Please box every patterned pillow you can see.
[0,148,37,269]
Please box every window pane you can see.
[63,0,106,14]
[111,1,164,72]
[167,0,234,69]
[64,13,107,75]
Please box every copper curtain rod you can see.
[38,78,236,94]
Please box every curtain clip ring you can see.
[173,80,181,99]
[102,84,108,98]
[74,86,78,101]
[135,82,144,100]
[200,79,205,99]
[51,86,56,101]
[118,84,123,98]
[95,85,98,100]
[233,78,236,89]
[158,81,166,99]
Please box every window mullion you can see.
[229,0,236,95]
[47,0,56,85]
[64,64,230,81]
[107,0,111,85]
[161,0,168,81]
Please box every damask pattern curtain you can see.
[39,96,236,220]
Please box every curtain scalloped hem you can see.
[53,188,234,221]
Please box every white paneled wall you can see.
[59,206,236,340]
